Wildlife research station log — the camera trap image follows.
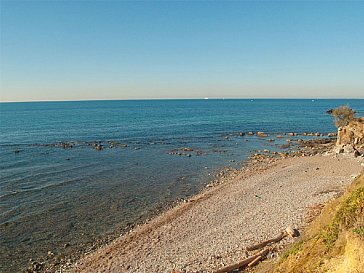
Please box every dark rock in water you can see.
[326,109,334,114]
[95,145,103,151]
[280,144,291,149]
[182,147,193,152]
[247,131,254,136]
[27,261,43,272]
[14,150,21,154]
[239,132,245,136]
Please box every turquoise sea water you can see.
[0,99,363,272]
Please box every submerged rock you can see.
[95,145,103,151]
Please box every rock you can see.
[256,132,268,137]
[286,226,300,237]
[276,135,284,138]
[95,145,103,151]
[336,118,364,146]
[268,139,275,142]
[327,132,337,137]
[239,132,245,136]
[182,147,193,152]
[343,144,355,154]
[288,132,297,136]
[248,132,254,136]
[354,150,360,158]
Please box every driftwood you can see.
[213,248,269,273]
[248,255,262,267]
[246,232,287,251]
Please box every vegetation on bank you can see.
[328,105,356,128]
[273,172,364,273]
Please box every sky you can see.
[0,1,363,102]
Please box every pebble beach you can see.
[67,143,364,273]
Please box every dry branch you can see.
[213,248,269,273]
[247,255,262,267]
[246,232,287,251]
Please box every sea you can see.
[0,99,363,272]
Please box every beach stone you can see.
[286,227,300,238]
[343,145,355,154]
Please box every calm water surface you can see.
[0,99,363,272]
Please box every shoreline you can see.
[63,139,363,273]
[16,135,335,273]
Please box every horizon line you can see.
[1,97,364,103]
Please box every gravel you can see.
[69,153,363,273]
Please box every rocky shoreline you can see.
[23,130,361,273]
[55,134,361,273]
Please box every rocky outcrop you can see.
[336,118,364,146]
[336,118,364,157]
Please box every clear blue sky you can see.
[0,1,363,101]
